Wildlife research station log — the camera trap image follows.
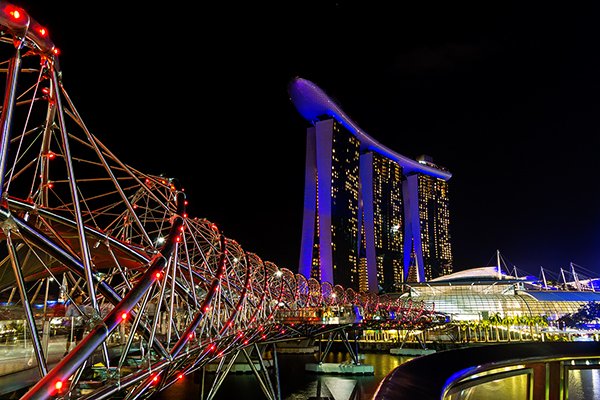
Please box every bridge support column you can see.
[306,327,373,375]
[200,344,282,400]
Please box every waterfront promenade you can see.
[0,336,66,396]
[1,327,599,399]
[150,341,600,400]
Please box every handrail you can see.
[373,341,600,400]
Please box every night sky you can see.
[14,1,600,280]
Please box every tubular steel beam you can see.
[21,192,186,400]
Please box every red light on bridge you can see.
[54,380,63,391]
[121,312,128,321]
[178,373,184,380]
[5,6,24,21]
[37,27,48,37]
[52,48,60,55]
[155,272,162,279]
[152,375,159,384]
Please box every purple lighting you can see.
[288,77,452,181]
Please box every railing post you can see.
[547,360,563,400]
[529,362,546,400]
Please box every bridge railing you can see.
[374,341,600,400]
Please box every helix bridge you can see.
[0,2,447,399]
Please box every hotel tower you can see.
[288,77,453,293]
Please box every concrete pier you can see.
[305,362,374,375]
[277,338,318,354]
[390,347,436,356]
[204,358,274,373]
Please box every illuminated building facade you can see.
[361,152,404,292]
[403,155,453,282]
[290,77,453,291]
[299,119,361,289]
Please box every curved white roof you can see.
[429,266,521,282]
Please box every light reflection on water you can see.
[154,352,412,400]
[568,368,600,400]
[153,352,600,400]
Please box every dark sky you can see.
[16,1,600,279]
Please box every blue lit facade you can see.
[290,77,453,291]
[299,120,361,288]
[403,166,453,281]
[361,152,404,291]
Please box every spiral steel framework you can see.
[0,3,446,399]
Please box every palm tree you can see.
[480,319,491,342]
[533,315,549,341]
[489,313,502,342]
[458,321,469,343]
[468,320,479,342]
[517,315,529,341]
[502,315,514,341]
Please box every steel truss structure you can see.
[0,3,445,399]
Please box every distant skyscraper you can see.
[403,155,453,282]
[299,119,361,289]
[290,77,453,292]
[360,152,404,292]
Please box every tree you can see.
[558,301,600,329]
[489,313,502,341]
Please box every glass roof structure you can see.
[400,267,600,322]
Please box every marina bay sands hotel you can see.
[288,77,453,293]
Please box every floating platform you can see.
[204,358,273,373]
[390,348,436,356]
[305,362,374,375]
[276,346,318,354]
[276,339,318,354]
